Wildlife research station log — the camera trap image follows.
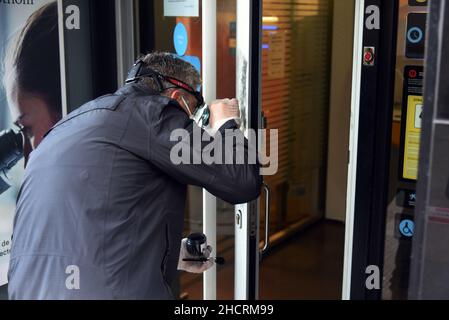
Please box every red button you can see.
[365,52,373,61]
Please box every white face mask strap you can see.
[180,96,194,118]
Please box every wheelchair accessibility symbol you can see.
[399,219,415,237]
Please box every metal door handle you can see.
[261,182,270,258]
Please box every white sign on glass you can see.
[164,0,199,17]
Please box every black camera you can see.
[186,233,208,257]
[0,129,24,195]
[184,233,225,265]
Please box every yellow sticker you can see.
[403,95,423,180]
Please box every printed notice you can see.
[400,66,424,181]
[164,0,199,17]
[403,96,423,180]
[267,31,286,79]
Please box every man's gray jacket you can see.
[7,83,262,300]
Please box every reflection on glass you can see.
[261,0,333,237]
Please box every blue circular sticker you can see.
[399,219,414,238]
[407,27,423,44]
[174,23,188,56]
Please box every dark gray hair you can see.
[138,52,201,92]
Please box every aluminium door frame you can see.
[115,0,136,88]
[202,0,218,301]
[342,0,366,300]
[234,0,262,301]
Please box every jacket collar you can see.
[115,83,159,97]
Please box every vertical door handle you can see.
[260,182,270,258]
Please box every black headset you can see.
[126,60,204,110]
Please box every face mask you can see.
[193,104,210,129]
[181,95,214,134]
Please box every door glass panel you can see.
[215,0,238,300]
[138,0,204,299]
[259,0,347,299]
[179,0,239,300]
[260,0,354,299]
[260,0,333,239]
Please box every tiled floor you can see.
[181,220,345,300]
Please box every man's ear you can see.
[168,89,191,116]
[169,89,182,101]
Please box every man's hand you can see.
[209,98,241,129]
[177,238,214,274]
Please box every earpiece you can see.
[180,95,193,118]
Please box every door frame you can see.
[342,0,366,300]
[234,0,262,301]
[115,0,136,88]
[202,0,218,301]
[343,0,400,300]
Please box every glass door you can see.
[136,0,253,300]
[256,0,347,299]
[136,0,355,300]
[259,0,334,248]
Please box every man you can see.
[8,52,262,300]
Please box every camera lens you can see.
[0,129,24,171]
[186,233,207,257]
